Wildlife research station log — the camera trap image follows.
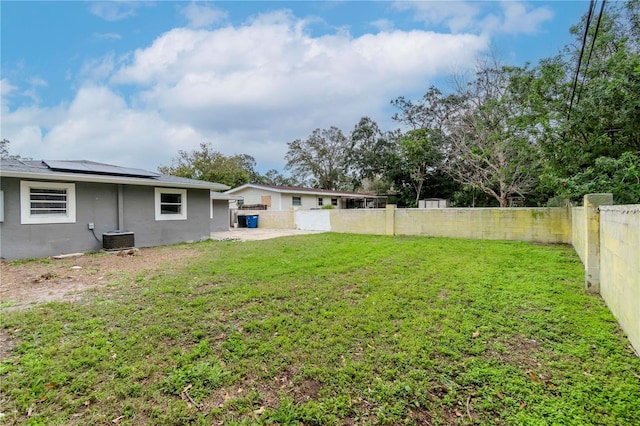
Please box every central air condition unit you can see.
[102,231,135,251]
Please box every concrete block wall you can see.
[329,209,387,235]
[250,206,570,243]
[572,207,586,263]
[240,209,294,229]
[598,205,640,354]
[395,207,570,243]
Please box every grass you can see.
[1,233,639,425]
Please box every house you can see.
[0,159,234,260]
[224,183,386,211]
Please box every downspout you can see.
[117,184,124,230]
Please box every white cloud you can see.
[3,10,489,173]
[2,85,203,169]
[93,32,123,40]
[499,2,554,34]
[396,1,554,35]
[88,1,149,22]
[28,77,48,87]
[179,2,228,28]
[79,53,117,83]
[1,79,17,97]
[394,1,481,33]
[370,19,396,32]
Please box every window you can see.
[318,197,323,206]
[331,198,338,207]
[292,196,301,206]
[20,181,76,224]
[155,188,187,220]
[237,199,244,206]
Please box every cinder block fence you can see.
[241,194,640,355]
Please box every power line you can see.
[568,0,596,120]
[576,0,607,106]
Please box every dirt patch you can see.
[1,229,320,312]
[0,245,201,311]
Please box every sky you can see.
[1,1,589,174]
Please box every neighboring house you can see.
[224,183,386,211]
[0,159,233,260]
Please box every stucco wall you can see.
[210,200,230,232]
[0,178,213,259]
[122,186,211,247]
[230,187,342,211]
[598,205,640,354]
[0,178,117,259]
[231,187,284,210]
[280,194,320,210]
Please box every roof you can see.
[211,191,242,201]
[0,159,230,191]
[224,183,386,198]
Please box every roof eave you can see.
[0,170,229,191]
[224,183,385,198]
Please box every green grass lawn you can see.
[1,233,639,425]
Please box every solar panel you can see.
[43,160,160,178]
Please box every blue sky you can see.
[1,1,588,174]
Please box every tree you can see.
[549,151,640,204]
[346,117,399,192]
[0,139,10,159]
[391,86,453,131]
[256,169,301,187]
[537,1,640,203]
[390,88,465,206]
[159,142,259,188]
[398,128,443,206]
[285,127,351,190]
[0,139,29,160]
[442,61,542,207]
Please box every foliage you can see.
[389,88,463,206]
[2,234,640,425]
[255,169,301,187]
[159,142,259,188]
[536,1,640,202]
[398,128,443,206]
[0,139,10,159]
[391,86,452,131]
[285,127,351,190]
[346,117,399,192]
[544,151,640,204]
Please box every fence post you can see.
[386,204,396,236]
[583,193,613,294]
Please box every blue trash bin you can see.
[246,215,259,228]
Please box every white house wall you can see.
[232,187,283,210]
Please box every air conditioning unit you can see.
[103,231,135,251]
